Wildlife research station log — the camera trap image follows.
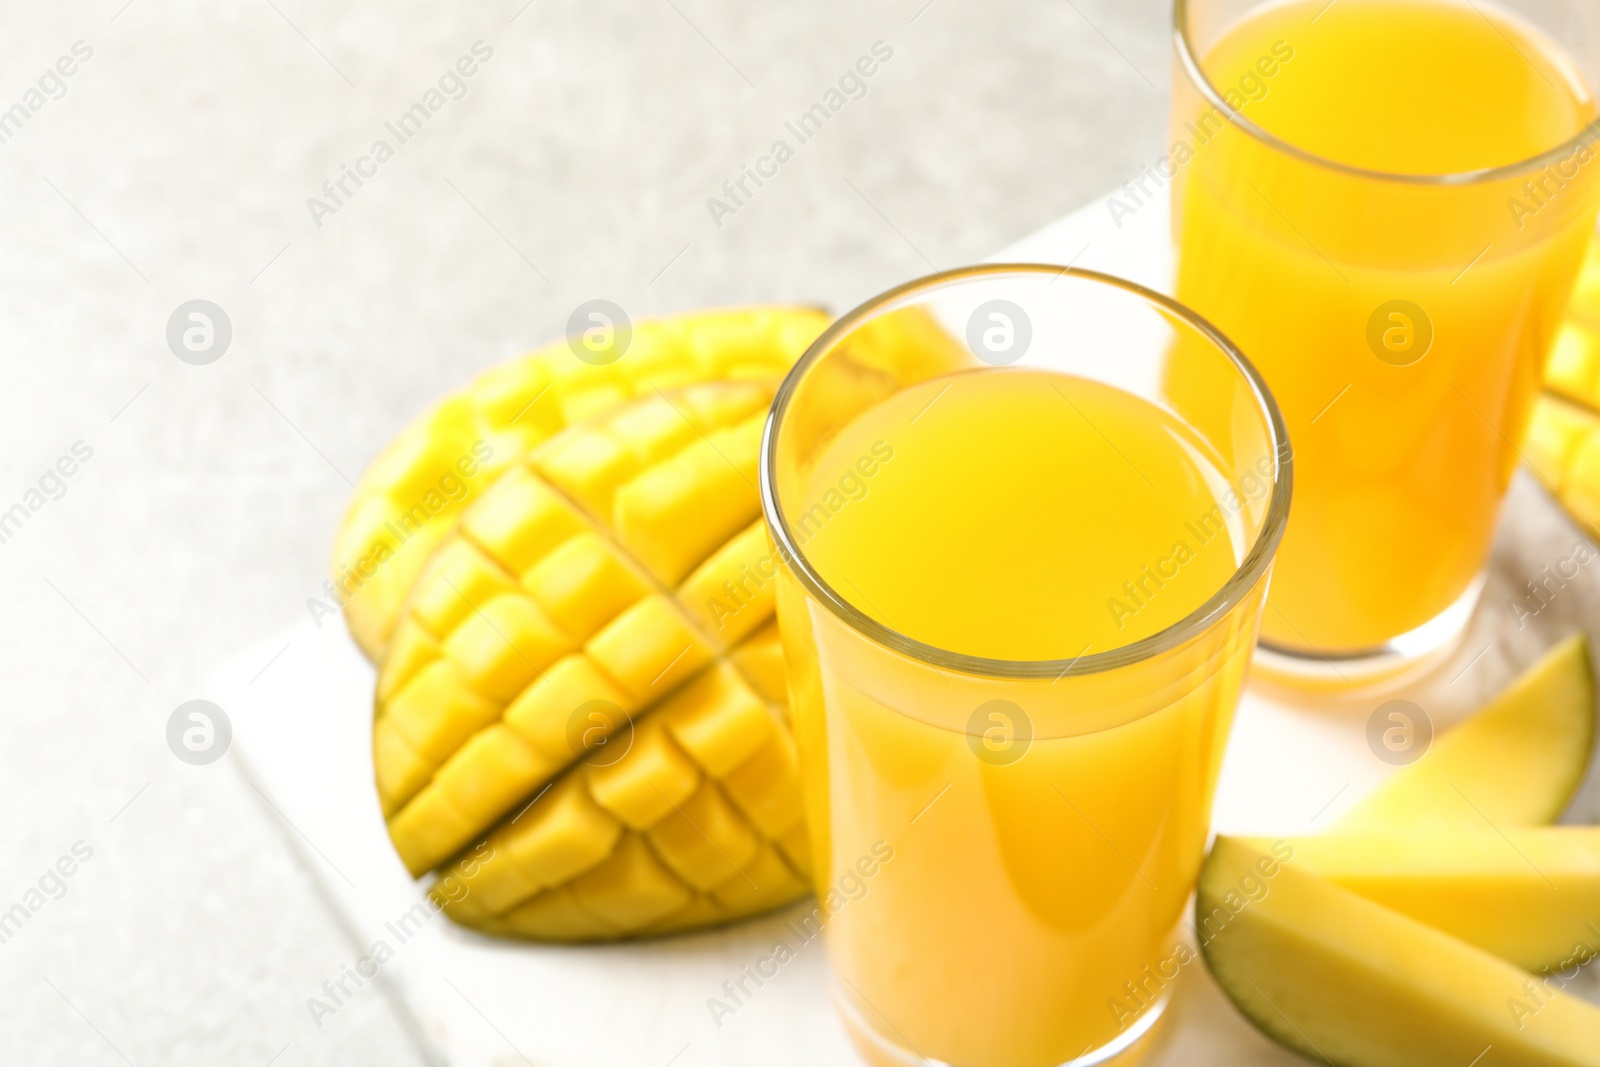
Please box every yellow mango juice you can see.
[775,368,1266,1066]
[1172,0,1600,654]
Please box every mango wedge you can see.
[1339,635,1595,830]
[1234,830,1600,972]
[1199,836,1600,1067]
[333,306,829,660]
[375,381,810,940]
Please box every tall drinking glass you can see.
[761,266,1291,1067]
[1170,0,1600,678]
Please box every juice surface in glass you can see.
[785,367,1248,1066]
[1173,0,1600,656]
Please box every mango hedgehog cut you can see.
[374,379,810,940]
[1532,238,1600,536]
[332,306,830,661]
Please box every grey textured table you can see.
[0,2,1172,1063]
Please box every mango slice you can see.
[1199,836,1600,1067]
[375,381,809,940]
[1234,830,1600,972]
[1339,635,1595,830]
[333,306,829,660]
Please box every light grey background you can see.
[0,1,1170,1063]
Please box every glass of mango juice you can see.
[1171,0,1600,677]
[760,266,1291,1067]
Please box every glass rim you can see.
[758,263,1295,681]
[1172,0,1600,186]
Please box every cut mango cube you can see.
[709,841,808,915]
[520,533,652,642]
[439,593,569,703]
[497,886,616,943]
[427,726,559,830]
[333,306,829,660]
[500,654,636,763]
[459,467,588,576]
[678,520,780,645]
[498,775,623,889]
[1545,319,1600,412]
[568,834,694,930]
[1529,395,1600,534]
[386,796,478,877]
[1534,230,1600,534]
[1527,395,1598,495]
[382,660,499,766]
[640,893,730,938]
[612,415,765,585]
[584,715,703,830]
[660,664,776,777]
[646,782,761,889]
[405,538,519,648]
[729,619,789,707]
[721,727,806,839]
[372,716,431,815]
[583,594,715,702]
[1545,233,1600,412]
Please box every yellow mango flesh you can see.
[1338,635,1595,830]
[1545,235,1600,412]
[1235,830,1600,972]
[333,306,829,660]
[1534,234,1600,531]
[1528,395,1600,534]
[374,381,810,941]
[1199,837,1600,1067]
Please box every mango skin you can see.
[332,306,830,661]
[1199,836,1600,1067]
[375,381,810,941]
[1201,637,1600,1060]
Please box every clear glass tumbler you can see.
[1171,0,1600,679]
[760,266,1291,1067]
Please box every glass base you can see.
[1252,571,1484,692]
[835,983,1169,1067]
